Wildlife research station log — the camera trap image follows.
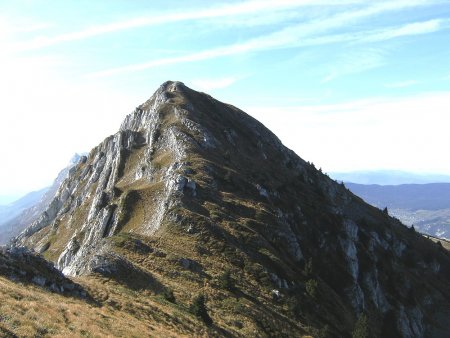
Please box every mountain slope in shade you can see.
[9,82,450,337]
[0,155,82,245]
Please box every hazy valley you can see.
[345,183,450,241]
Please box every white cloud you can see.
[245,92,450,174]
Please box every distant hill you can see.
[331,170,450,185]
[0,188,48,227]
[345,182,450,240]
[0,154,83,244]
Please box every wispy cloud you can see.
[14,0,442,53]
[12,0,359,52]
[360,19,443,42]
[384,80,419,88]
[88,3,446,78]
[278,18,448,48]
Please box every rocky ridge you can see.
[11,81,450,337]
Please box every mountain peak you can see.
[11,82,450,337]
[160,80,187,91]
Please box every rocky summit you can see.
[4,81,450,337]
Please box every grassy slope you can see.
[0,275,190,337]
[0,226,317,338]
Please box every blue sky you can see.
[1,0,450,202]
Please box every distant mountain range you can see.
[345,182,450,240]
[0,154,82,244]
[331,170,450,185]
[0,188,49,231]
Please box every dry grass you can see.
[113,223,310,337]
[2,222,311,337]
[0,274,203,338]
[424,235,450,250]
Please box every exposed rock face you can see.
[0,246,86,298]
[12,81,450,337]
[14,83,194,275]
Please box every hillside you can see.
[5,81,450,337]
